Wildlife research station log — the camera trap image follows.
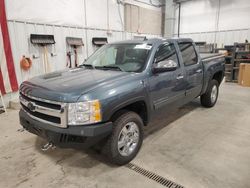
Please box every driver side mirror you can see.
[152,59,178,73]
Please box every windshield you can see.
[83,43,152,72]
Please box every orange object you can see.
[20,56,32,71]
[238,63,250,87]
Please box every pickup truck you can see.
[19,38,225,165]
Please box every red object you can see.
[0,0,18,94]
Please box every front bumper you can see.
[19,109,113,148]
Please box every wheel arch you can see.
[201,70,224,95]
[109,99,149,126]
[212,71,224,85]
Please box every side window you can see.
[155,43,179,65]
[178,43,198,66]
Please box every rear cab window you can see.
[178,42,198,66]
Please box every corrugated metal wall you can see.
[174,0,250,46]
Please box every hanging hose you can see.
[74,46,78,67]
[66,51,72,68]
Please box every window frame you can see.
[178,42,198,67]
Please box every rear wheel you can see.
[200,79,219,107]
[102,111,143,165]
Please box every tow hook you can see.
[41,142,56,151]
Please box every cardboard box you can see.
[238,63,250,87]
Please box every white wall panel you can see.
[179,0,217,33]
[6,0,85,27]
[175,0,250,47]
[219,0,250,31]
[108,0,124,31]
[85,0,108,29]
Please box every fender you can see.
[201,58,225,95]
[103,96,150,123]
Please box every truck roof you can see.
[110,37,194,45]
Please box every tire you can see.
[102,111,144,165]
[200,79,219,108]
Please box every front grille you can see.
[20,92,61,110]
[21,103,61,124]
[19,91,67,128]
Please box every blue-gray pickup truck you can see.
[19,38,225,165]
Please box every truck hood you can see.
[20,68,132,102]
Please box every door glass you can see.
[155,43,179,65]
[178,43,198,66]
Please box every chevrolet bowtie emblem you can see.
[27,102,36,112]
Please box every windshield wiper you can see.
[96,65,123,71]
[80,64,94,69]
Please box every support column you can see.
[164,0,175,38]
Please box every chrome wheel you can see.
[211,85,218,104]
[118,122,139,157]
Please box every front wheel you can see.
[102,111,143,165]
[200,79,219,108]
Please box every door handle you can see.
[176,75,184,80]
[196,69,202,73]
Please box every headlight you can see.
[68,100,101,125]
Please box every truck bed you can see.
[201,53,225,62]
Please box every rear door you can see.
[148,42,186,112]
[177,42,203,101]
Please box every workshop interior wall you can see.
[5,0,162,85]
[174,0,250,47]
[2,0,162,105]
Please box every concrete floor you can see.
[1,83,250,188]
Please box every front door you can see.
[148,42,186,113]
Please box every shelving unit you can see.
[216,43,250,82]
[215,45,234,82]
[230,43,250,82]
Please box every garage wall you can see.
[2,0,162,106]
[174,0,250,47]
[124,4,162,35]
